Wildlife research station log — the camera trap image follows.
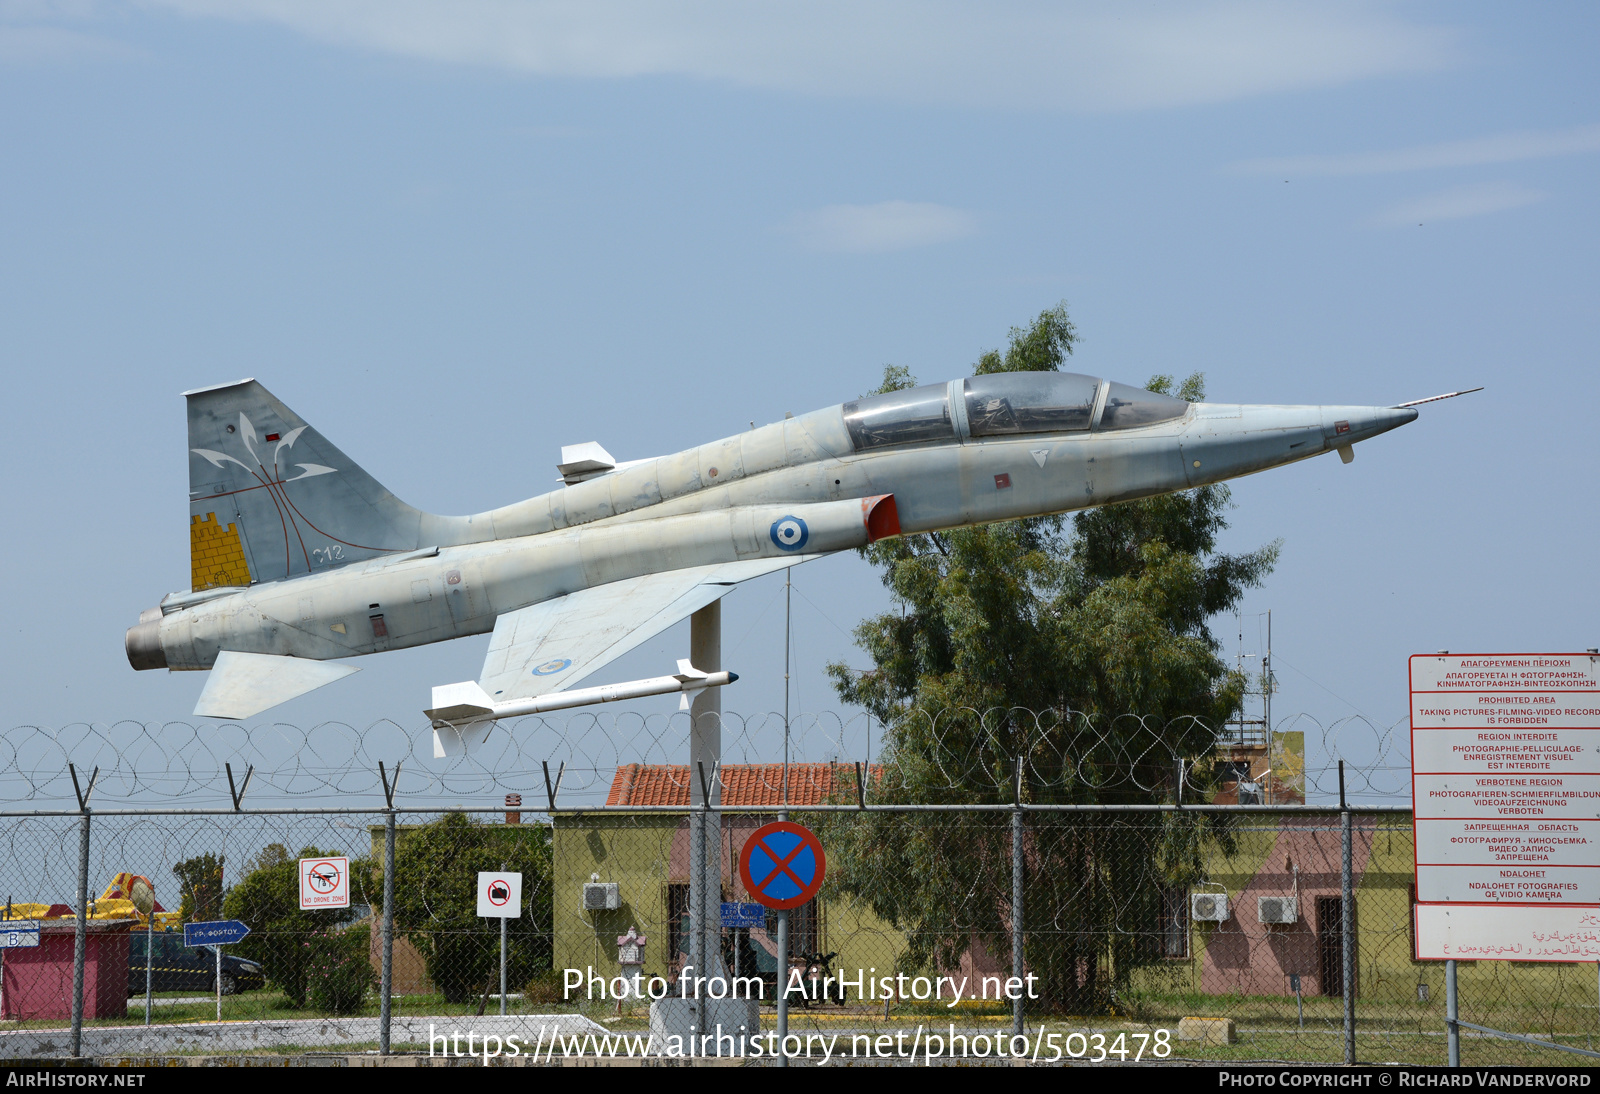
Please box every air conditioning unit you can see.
[1258,896,1298,925]
[583,882,620,911]
[1190,892,1229,923]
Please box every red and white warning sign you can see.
[299,856,350,910]
[477,871,522,918]
[1412,653,1600,961]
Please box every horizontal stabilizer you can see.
[192,651,359,720]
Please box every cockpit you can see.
[841,373,1190,452]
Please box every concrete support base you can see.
[648,997,761,1051]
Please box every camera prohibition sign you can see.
[477,871,523,918]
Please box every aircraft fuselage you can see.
[127,377,1413,679]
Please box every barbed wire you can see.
[0,709,1409,811]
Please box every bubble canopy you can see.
[841,373,1190,452]
[1097,380,1190,432]
[842,383,954,450]
[965,372,1099,436]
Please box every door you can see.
[1317,896,1357,998]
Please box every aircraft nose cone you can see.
[1326,404,1418,447]
[1374,406,1419,435]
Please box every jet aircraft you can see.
[126,373,1443,749]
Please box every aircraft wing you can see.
[476,555,822,704]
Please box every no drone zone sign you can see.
[299,856,350,910]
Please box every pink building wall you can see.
[2,923,130,1021]
[1200,820,1376,997]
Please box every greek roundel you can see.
[769,515,809,552]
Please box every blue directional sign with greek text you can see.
[184,919,250,947]
[721,902,765,929]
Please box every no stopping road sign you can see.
[739,821,826,911]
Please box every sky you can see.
[1,1,1596,808]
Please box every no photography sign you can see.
[478,871,523,918]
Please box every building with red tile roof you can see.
[606,763,880,808]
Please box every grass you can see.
[1118,989,1600,1067]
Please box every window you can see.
[670,882,753,979]
[1097,381,1189,431]
[766,897,821,958]
[963,373,1101,437]
[667,884,690,974]
[724,898,824,998]
[1156,887,1190,959]
[842,384,955,451]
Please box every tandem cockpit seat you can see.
[841,373,1189,452]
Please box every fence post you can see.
[1445,959,1459,1066]
[1012,757,1025,1043]
[776,807,788,1069]
[71,811,90,1057]
[1340,760,1354,1066]
[378,761,399,1055]
[691,762,710,1037]
[499,865,509,1017]
[68,764,97,1060]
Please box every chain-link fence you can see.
[0,716,1593,1065]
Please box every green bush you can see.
[389,814,552,1004]
[173,852,225,922]
[523,968,565,1006]
[306,925,373,1014]
[222,844,364,1007]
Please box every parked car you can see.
[128,930,265,995]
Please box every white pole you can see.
[783,569,791,805]
[776,808,788,1070]
[687,603,724,988]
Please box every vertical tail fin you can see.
[185,379,428,588]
